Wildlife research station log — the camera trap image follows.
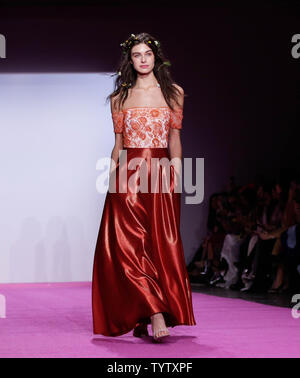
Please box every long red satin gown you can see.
[92,106,196,336]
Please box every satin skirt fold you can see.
[92,147,196,336]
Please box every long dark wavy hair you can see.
[105,32,187,112]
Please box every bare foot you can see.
[150,313,169,341]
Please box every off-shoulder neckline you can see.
[111,106,183,114]
[122,106,170,113]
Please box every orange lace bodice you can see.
[111,106,183,148]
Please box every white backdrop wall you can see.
[0,73,116,283]
[0,73,207,284]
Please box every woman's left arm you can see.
[168,85,184,174]
[169,129,182,161]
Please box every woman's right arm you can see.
[110,96,124,174]
[111,134,123,169]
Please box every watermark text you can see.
[0,34,6,58]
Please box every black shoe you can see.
[268,284,283,293]
[209,274,225,286]
[194,267,213,283]
[189,274,207,284]
[200,266,208,275]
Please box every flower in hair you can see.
[146,39,160,48]
[121,82,132,88]
[120,35,161,54]
[157,60,171,71]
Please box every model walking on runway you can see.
[92,32,196,342]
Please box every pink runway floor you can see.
[0,282,299,358]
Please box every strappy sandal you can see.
[133,323,149,338]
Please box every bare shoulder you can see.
[172,83,184,94]
[172,83,184,108]
[110,94,121,113]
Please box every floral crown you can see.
[120,33,161,54]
